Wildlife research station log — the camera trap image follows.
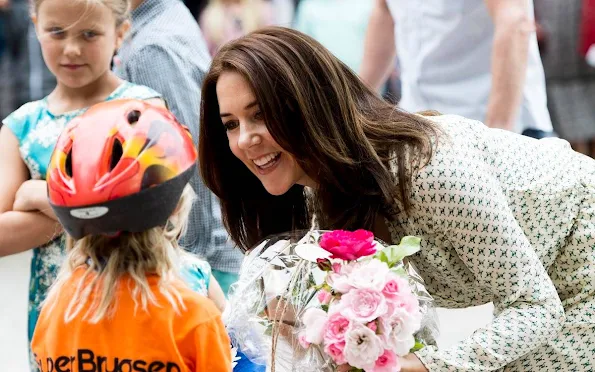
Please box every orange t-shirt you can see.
[31,268,231,372]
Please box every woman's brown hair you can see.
[199,27,439,251]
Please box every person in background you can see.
[0,0,6,59]
[293,0,373,73]
[184,0,209,19]
[0,0,30,117]
[199,0,273,56]
[360,0,555,138]
[114,0,244,295]
[270,0,294,27]
[535,0,595,158]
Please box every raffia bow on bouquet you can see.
[224,230,439,372]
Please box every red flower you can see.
[319,230,377,261]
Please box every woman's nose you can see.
[237,123,261,149]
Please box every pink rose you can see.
[317,289,332,305]
[382,274,411,300]
[386,291,420,317]
[341,288,388,323]
[320,230,377,261]
[298,333,311,349]
[324,312,351,344]
[367,321,378,332]
[302,307,328,345]
[324,341,346,365]
[332,263,342,273]
[371,349,400,372]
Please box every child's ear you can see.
[31,15,41,40]
[115,20,131,50]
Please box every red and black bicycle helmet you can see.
[47,99,197,239]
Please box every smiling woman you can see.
[216,70,316,196]
[200,27,595,372]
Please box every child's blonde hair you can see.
[46,184,195,323]
[31,0,130,26]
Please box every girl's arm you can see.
[13,179,59,220]
[0,127,62,257]
[208,275,227,313]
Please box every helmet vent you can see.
[127,110,141,126]
[110,138,124,171]
[65,150,73,177]
[141,164,168,190]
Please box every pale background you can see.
[0,252,494,371]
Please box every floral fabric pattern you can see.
[386,115,595,371]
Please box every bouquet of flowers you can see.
[224,230,438,372]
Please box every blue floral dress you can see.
[2,82,161,368]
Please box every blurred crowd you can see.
[1,0,594,157]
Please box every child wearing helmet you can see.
[32,99,232,372]
[0,0,169,368]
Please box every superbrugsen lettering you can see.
[34,349,182,372]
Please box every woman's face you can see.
[216,71,315,195]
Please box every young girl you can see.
[199,27,595,371]
[0,0,164,367]
[32,99,231,371]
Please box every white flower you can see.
[301,307,328,345]
[343,323,384,370]
[347,259,390,292]
[380,307,420,356]
[327,261,358,293]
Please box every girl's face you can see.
[34,0,128,89]
[216,71,316,195]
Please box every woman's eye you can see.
[253,111,263,121]
[223,120,239,131]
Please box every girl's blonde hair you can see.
[46,185,195,323]
[31,0,130,26]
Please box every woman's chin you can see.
[262,181,292,196]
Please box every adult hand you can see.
[400,353,429,372]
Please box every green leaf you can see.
[410,341,425,352]
[390,267,408,277]
[377,251,389,264]
[389,236,421,263]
